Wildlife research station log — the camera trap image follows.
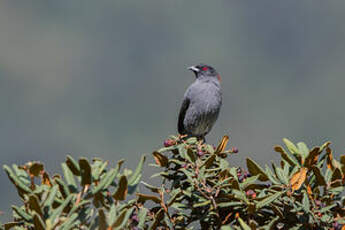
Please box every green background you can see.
[1,0,345,221]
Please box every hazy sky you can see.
[1,0,345,221]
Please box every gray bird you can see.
[178,64,222,140]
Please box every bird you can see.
[178,64,222,140]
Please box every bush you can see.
[2,135,345,229]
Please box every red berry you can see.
[164,139,175,147]
[197,150,204,157]
[232,147,238,153]
[246,190,255,196]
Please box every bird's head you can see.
[188,64,221,82]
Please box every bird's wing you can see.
[178,97,190,135]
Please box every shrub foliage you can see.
[2,136,345,229]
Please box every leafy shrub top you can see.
[2,135,345,229]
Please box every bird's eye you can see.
[202,67,208,71]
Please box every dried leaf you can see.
[330,168,342,187]
[28,162,44,177]
[66,155,80,176]
[149,208,164,230]
[137,193,161,204]
[341,155,345,176]
[79,158,92,186]
[215,135,229,154]
[290,167,307,191]
[28,195,43,217]
[152,151,168,167]
[307,185,313,197]
[32,212,45,230]
[246,158,269,181]
[201,154,216,169]
[274,145,298,166]
[113,175,128,201]
[98,208,108,230]
[41,171,52,187]
[311,166,326,186]
[326,147,334,170]
[304,147,321,168]
[111,207,134,229]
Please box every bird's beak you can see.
[188,66,199,73]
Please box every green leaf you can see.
[128,155,145,185]
[256,191,283,209]
[49,194,73,225]
[92,167,119,194]
[141,181,160,193]
[60,213,78,230]
[193,200,211,208]
[232,189,248,203]
[92,160,108,181]
[240,175,260,189]
[264,166,280,184]
[328,186,344,194]
[262,216,279,230]
[283,138,298,154]
[167,188,182,206]
[297,142,309,160]
[12,164,30,184]
[319,203,336,213]
[238,217,251,230]
[205,144,215,154]
[61,163,77,192]
[319,141,331,152]
[157,145,177,153]
[12,205,32,222]
[137,207,148,229]
[3,165,31,194]
[186,137,198,144]
[177,144,188,159]
[179,168,194,181]
[43,184,59,212]
[275,167,288,185]
[302,192,310,212]
[217,201,243,208]
[324,168,332,183]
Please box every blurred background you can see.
[1,0,345,221]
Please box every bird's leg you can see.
[195,135,205,154]
[200,135,206,144]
